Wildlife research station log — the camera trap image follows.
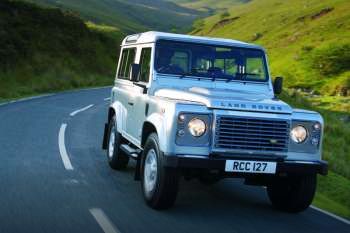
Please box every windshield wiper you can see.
[207,72,218,82]
[238,72,260,78]
[179,72,201,80]
[235,72,261,80]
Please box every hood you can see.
[154,87,293,114]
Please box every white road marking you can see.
[58,124,74,170]
[79,86,111,91]
[104,97,111,101]
[70,104,94,117]
[311,205,350,225]
[90,208,120,233]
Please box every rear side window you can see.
[118,48,136,80]
[139,48,152,83]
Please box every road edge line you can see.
[310,205,350,225]
[0,94,55,107]
[0,86,112,107]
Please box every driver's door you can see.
[128,46,153,143]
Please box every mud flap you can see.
[102,123,109,150]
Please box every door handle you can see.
[128,102,134,106]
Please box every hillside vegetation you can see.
[0,0,124,100]
[169,0,249,12]
[25,0,202,33]
[191,0,350,218]
[192,0,350,97]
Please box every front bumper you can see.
[164,155,328,175]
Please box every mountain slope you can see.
[169,0,249,12]
[192,0,350,96]
[25,0,202,33]
[0,0,124,100]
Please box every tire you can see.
[141,133,180,210]
[267,174,317,213]
[106,116,129,170]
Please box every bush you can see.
[220,11,230,19]
[309,43,350,76]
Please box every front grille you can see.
[215,116,290,152]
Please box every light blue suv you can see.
[102,31,328,211]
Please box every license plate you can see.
[225,160,277,174]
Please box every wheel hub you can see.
[144,149,158,194]
[108,126,115,159]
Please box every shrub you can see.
[309,43,350,76]
[220,11,230,19]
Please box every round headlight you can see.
[290,125,308,143]
[188,118,206,137]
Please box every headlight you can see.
[290,125,308,143]
[188,118,206,137]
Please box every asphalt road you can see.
[0,87,349,233]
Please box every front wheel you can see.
[141,133,180,210]
[266,174,317,213]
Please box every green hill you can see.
[25,0,202,33]
[168,0,249,12]
[192,0,350,97]
[191,0,350,218]
[0,0,124,100]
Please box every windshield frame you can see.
[154,39,270,83]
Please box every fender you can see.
[144,112,167,152]
[102,101,125,149]
[110,101,128,133]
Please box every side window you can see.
[118,48,136,80]
[139,48,152,83]
[118,50,128,78]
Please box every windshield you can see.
[155,40,269,82]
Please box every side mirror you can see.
[130,63,140,82]
[273,77,283,95]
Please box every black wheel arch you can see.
[141,122,157,148]
[102,107,116,150]
[108,107,116,123]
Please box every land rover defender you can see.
[102,32,328,211]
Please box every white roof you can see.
[122,31,264,50]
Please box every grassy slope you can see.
[169,0,248,11]
[25,0,202,33]
[0,0,124,101]
[192,0,350,96]
[174,0,245,9]
[191,0,350,218]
